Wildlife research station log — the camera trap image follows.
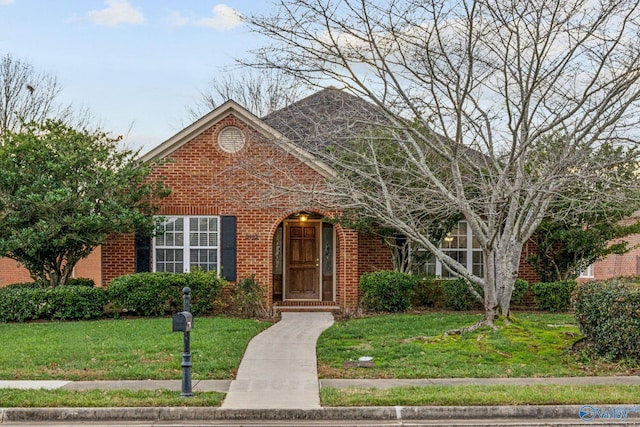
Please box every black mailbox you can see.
[172,311,193,332]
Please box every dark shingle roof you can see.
[262,86,391,152]
[262,86,490,168]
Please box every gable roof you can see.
[140,99,334,177]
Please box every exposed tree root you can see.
[402,318,499,343]
[400,335,435,343]
[443,318,498,337]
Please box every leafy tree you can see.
[0,120,169,287]
[528,141,640,282]
[528,219,640,282]
[247,0,640,329]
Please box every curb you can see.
[2,405,635,423]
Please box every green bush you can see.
[511,278,529,304]
[360,270,417,312]
[4,278,95,290]
[442,279,482,310]
[3,281,44,290]
[412,276,445,308]
[442,278,528,311]
[65,278,96,287]
[227,275,268,318]
[531,281,576,312]
[573,278,640,361]
[107,270,224,317]
[0,286,106,322]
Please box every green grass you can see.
[317,312,637,378]
[321,385,640,406]
[0,316,271,380]
[1,312,638,408]
[0,389,224,407]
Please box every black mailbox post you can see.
[172,287,193,397]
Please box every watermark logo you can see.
[579,405,640,422]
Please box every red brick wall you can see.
[0,257,31,286]
[0,249,103,288]
[101,113,370,310]
[591,233,640,279]
[518,240,542,283]
[358,233,394,276]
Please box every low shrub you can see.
[442,279,482,311]
[412,276,445,308]
[511,278,529,304]
[442,278,528,311]
[531,281,576,312]
[360,270,417,312]
[4,278,95,290]
[65,278,96,287]
[107,270,224,317]
[0,286,106,322]
[573,278,640,361]
[3,281,44,290]
[227,275,268,318]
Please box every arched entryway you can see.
[272,212,335,303]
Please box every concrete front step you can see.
[273,301,341,313]
[275,305,340,312]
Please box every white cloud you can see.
[194,4,242,31]
[163,10,190,28]
[0,0,15,5]
[85,0,145,27]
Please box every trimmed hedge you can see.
[414,277,528,310]
[442,278,528,311]
[360,270,417,312]
[413,276,445,308]
[443,279,482,310]
[107,270,224,317]
[0,286,106,322]
[511,278,529,304]
[531,281,576,312]
[573,278,640,361]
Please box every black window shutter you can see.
[135,233,151,273]
[220,216,237,281]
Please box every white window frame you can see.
[579,264,594,278]
[420,221,483,278]
[153,216,221,274]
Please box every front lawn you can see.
[317,312,637,378]
[321,384,640,406]
[0,316,271,380]
[0,389,225,407]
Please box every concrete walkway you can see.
[221,311,334,410]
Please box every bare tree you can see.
[247,0,640,328]
[188,68,310,120]
[0,53,78,135]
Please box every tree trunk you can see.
[495,242,523,317]
[483,249,499,324]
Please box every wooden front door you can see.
[285,221,320,300]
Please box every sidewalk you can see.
[2,375,639,392]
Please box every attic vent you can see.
[218,126,245,153]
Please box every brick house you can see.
[102,88,395,312]
[1,87,637,306]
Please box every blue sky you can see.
[0,0,272,153]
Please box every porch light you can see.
[443,233,454,243]
[299,214,308,222]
